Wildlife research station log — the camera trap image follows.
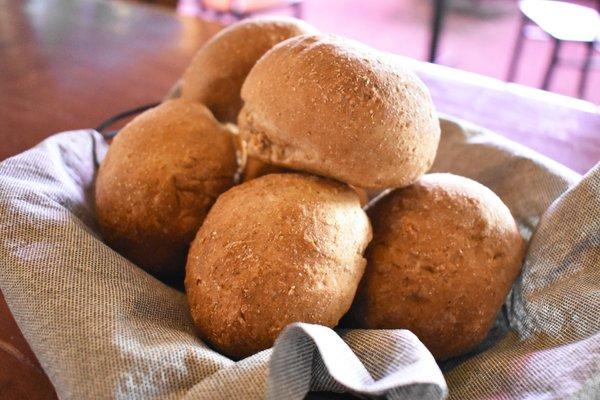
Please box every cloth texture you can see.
[0,115,598,399]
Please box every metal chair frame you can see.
[507,0,599,98]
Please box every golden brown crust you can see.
[181,17,317,123]
[95,99,238,279]
[238,156,367,206]
[238,34,440,190]
[348,173,524,360]
[231,125,289,182]
[185,173,372,358]
[242,157,288,182]
[236,140,367,205]
[350,186,369,208]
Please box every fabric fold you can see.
[0,117,597,399]
[266,324,447,400]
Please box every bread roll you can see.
[95,99,237,279]
[238,142,368,206]
[238,34,440,190]
[348,173,524,360]
[232,126,288,182]
[181,17,317,123]
[235,133,368,205]
[185,173,372,358]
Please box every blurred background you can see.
[139,0,599,103]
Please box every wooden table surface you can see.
[0,0,598,398]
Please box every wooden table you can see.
[0,0,598,398]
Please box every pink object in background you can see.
[203,0,232,11]
[178,0,301,16]
[178,0,205,16]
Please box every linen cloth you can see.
[0,115,598,399]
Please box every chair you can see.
[200,0,303,20]
[507,0,600,98]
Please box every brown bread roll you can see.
[185,173,372,358]
[349,173,524,360]
[181,17,317,123]
[231,125,289,182]
[238,34,440,190]
[238,142,368,206]
[95,99,237,279]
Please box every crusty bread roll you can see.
[185,173,372,358]
[95,99,238,279]
[231,125,288,181]
[232,130,369,205]
[238,146,368,206]
[238,34,440,190]
[181,17,317,123]
[348,173,524,360]
[242,157,287,182]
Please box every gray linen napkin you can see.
[0,115,597,399]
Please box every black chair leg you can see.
[507,15,527,82]
[428,0,445,63]
[292,2,302,19]
[542,38,562,91]
[578,41,594,98]
[231,11,247,20]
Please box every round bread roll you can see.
[348,173,524,360]
[181,17,317,123]
[95,99,238,279]
[242,157,287,182]
[231,129,369,204]
[242,156,369,207]
[185,173,372,358]
[238,144,369,206]
[229,123,288,182]
[238,34,440,190]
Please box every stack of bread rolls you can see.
[95,17,524,360]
